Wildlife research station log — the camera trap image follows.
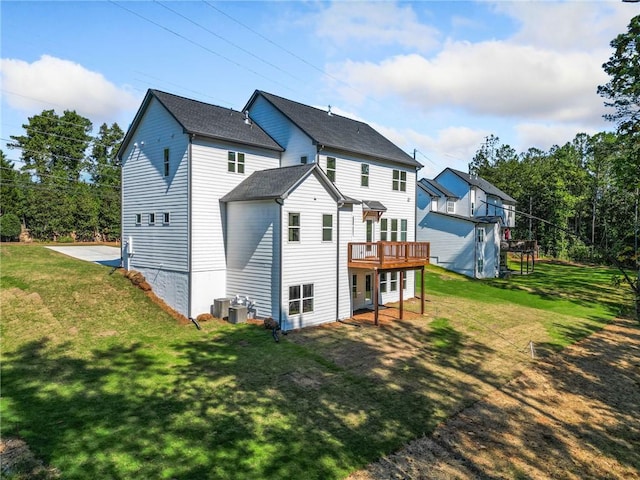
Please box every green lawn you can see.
[0,246,631,479]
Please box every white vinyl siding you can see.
[121,97,189,274]
[281,170,337,330]
[247,95,315,167]
[226,200,281,319]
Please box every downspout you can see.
[336,201,341,321]
[188,134,194,318]
[276,197,284,329]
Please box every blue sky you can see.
[1,1,636,177]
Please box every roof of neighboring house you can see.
[220,163,344,203]
[428,211,502,225]
[418,178,458,198]
[118,89,283,157]
[443,168,516,203]
[245,90,422,169]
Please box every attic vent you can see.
[327,105,332,116]
[244,110,252,125]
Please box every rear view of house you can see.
[119,89,429,329]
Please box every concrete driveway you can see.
[46,245,121,267]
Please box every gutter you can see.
[276,197,284,330]
[188,134,193,318]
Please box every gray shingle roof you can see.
[362,200,387,212]
[220,164,343,203]
[418,178,458,198]
[151,90,283,151]
[445,168,516,203]
[247,91,421,168]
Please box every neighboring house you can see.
[119,89,428,330]
[416,168,516,279]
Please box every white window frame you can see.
[289,283,314,315]
[361,164,369,187]
[477,227,485,243]
[322,214,333,242]
[380,272,388,293]
[135,213,142,225]
[163,212,170,225]
[228,151,245,174]
[477,258,484,274]
[446,200,455,214]
[390,272,398,292]
[326,157,336,182]
[392,169,406,192]
[148,212,156,225]
[288,213,300,242]
[390,219,398,242]
[380,218,388,241]
[400,219,407,241]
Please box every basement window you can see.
[289,283,314,315]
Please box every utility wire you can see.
[108,0,295,93]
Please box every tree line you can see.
[0,110,123,242]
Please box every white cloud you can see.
[313,2,440,53]
[0,55,139,124]
[493,1,634,52]
[372,123,489,177]
[330,40,610,124]
[515,122,603,152]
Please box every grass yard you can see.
[0,245,633,479]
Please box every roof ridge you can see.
[152,89,234,113]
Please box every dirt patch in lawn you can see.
[347,317,640,480]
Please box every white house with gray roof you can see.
[416,167,516,279]
[119,89,429,329]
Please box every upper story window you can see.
[392,170,406,191]
[477,227,485,243]
[431,198,438,211]
[361,164,369,187]
[446,200,455,214]
[322,214,333,241]
[148,212,156,225]
[228,151,245,174]
[326,157,336,182]
[163,148,170,177]
[300,156,308,164]
[288,213,300,242]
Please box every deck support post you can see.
[374,268,379,326]
[420,266,425,315]
[399,270,404,320]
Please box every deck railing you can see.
[348,241,430,269]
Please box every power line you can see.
[153,0,302,83]
[2,141,121,170]
[108,0,295,94]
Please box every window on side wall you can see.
[477,259,484,274]
[401,219,407,241]
[477,227,485,243]
[322,214,333,241]
[390,272,398,292]
[380,272,388,293]
[288,283,314,315]
[392,170,406,191]
[135,213,142,225]
[361,164,369,187]
[228,151,245,173]
[163,212,170,224]
[446,200,455,214]
[391,219,398,241]
[301,156,308,164]
[326,157,336,182]
[163,148,170,177]
[148,213,156,225]
[288,213,300,242]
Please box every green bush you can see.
[0,213,21,241]
[56,236,75,244]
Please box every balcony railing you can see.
[501,240,537,252]
[348,241,430,269]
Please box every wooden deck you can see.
[348,241,430,270]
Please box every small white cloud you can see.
[313,2,440,53]
[0,55,140,124]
